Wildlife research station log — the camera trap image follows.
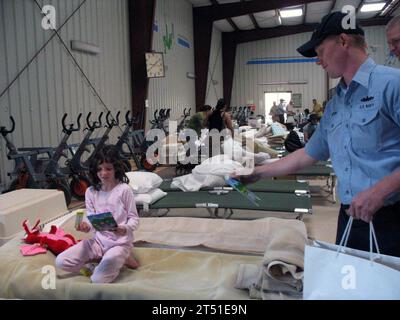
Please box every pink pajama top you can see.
[84,183,139,248]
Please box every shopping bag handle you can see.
[336,217,381,261]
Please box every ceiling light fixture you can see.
[280,8,303,18]
[360,2,386,12]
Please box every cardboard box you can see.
[0,189,68,245]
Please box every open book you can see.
[224,176,261,207]
[87,212,118,231]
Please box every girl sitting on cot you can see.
[56,144,140,283]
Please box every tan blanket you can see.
[131,217,306,255]
[60,215,307,256]
[0,234,261,300]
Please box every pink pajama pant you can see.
[55,238,131,283]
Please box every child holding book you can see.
[56,145,139,283]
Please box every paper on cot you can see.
[224,176,261,207]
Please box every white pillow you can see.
[134,188,167,205]
[192,154,243,177]
[221,138,244,162]
[271,123,288,136]
[171,173,225,192]
[126,171,163,194]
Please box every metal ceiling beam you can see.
[194,0,330,21]
[233,24,316,44]
[230,17,392,44]
[384,0,400,17]
[227,17,240,31]
[249,14,260,29]
[239,0,260,29]
[193,13,213,110]
[210,1,239,34]
[128,0,156,130]
[222,33,237,107]
[359,16,393,26]
[375,0,391,17]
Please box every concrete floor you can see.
[69,165,340,244]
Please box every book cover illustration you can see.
[225,176,261,207]
[87,212,118,231]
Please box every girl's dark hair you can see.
[88,144,129,191]
[215,98,226,111]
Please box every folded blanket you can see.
[235,218,307,299]
[132,217,306,255]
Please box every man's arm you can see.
[234,148,317,184]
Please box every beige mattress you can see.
[0,214,307,300]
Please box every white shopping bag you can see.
[303,218,400,300]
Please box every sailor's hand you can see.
[231,168,261,185]
[348,186,385,223]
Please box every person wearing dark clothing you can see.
[205,99,234,158]
[205,99,234,137]
[187,105,212,136]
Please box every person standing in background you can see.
[312,99,323,117]
[187,105,212,137]
[286,100,296,124]
[386,15,400,60]
[269,101,278,122]
[276,99,286,124]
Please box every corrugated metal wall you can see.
[205,26,223,108]
[231,26,400,116]
[146,0,195,131]
[231,32,327,117]
[0,0,131,190]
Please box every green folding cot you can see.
[159,179,310,195]
[139,189,312,220]
[293,164,336,202]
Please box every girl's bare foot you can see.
[125,255,140,269]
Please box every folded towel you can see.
[235,218,307,299]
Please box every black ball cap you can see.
[297,11,365,57]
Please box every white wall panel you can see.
[0,0,131,190]
[205,26,223,108]
[231,32,326,117]
[146,0,196,131]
